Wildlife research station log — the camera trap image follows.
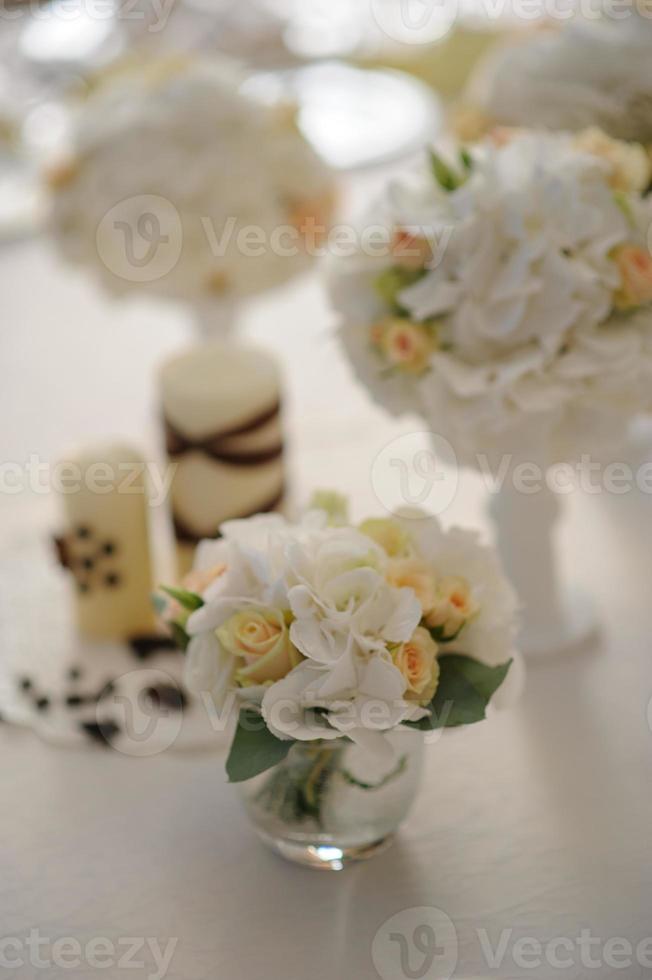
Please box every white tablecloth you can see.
[1,238,651,980]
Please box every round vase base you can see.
[256,830,396,870]
[521,590,599,659]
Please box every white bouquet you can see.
[159,497,520,785]
[462,15,652,145]
[47,57,334,304]
[329,128,652,465]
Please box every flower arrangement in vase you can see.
[159,495,521,869]
[46,56,334,338]
[328,127,652,656]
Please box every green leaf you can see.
[226,707,295,783]
[613,190,635,226]
[159,585,204,612]
[374,265,426,315]
[406,655,513,731]
[151,592,168,616]
[459,147,474,172]
[170,622,190,653]
[429,149,461,192]
[427,623,465,645]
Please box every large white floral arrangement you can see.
[47,57,334,303]
[461,15,652,145]
[329,128,652,465]
[159,496,520,781]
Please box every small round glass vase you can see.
[238,728,424,870]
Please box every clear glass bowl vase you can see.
[238,728,424,870]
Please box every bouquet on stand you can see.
[47,56,334,337]
[328,128,652,655]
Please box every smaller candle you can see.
[55,443,156,640]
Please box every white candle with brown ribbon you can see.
[159,342,285,575]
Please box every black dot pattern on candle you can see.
[96,680,116,702]
[65,694,87,709]
[57,527,123,594]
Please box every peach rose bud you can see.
[377,318,436,375]
[392,627,440,705]
[613,244,652,310]
[391,228,434,269]
[426,575,479,640]
[386,558,438,618]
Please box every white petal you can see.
[382,589,422,643]
[184,632,235,713]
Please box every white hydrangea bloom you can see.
[329,130,652,466]
[48,57,333,303]
[180,506,520,751]
[468,15,652,143]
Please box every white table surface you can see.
[2,236,652,980]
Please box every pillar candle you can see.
[55,443,156,639]
[159,342,285,574]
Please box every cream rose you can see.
[359,518,413,558]
[613,244,652,309]
[373,318,436,375]
[392,627,440,705]
[575,128,651,193]
[391,229,434,270]
[386,558,438,618]
[426,575,479,640]
[217,607,301,686]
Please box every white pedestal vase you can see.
[191,295,238,340]
[488,479,597,659]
